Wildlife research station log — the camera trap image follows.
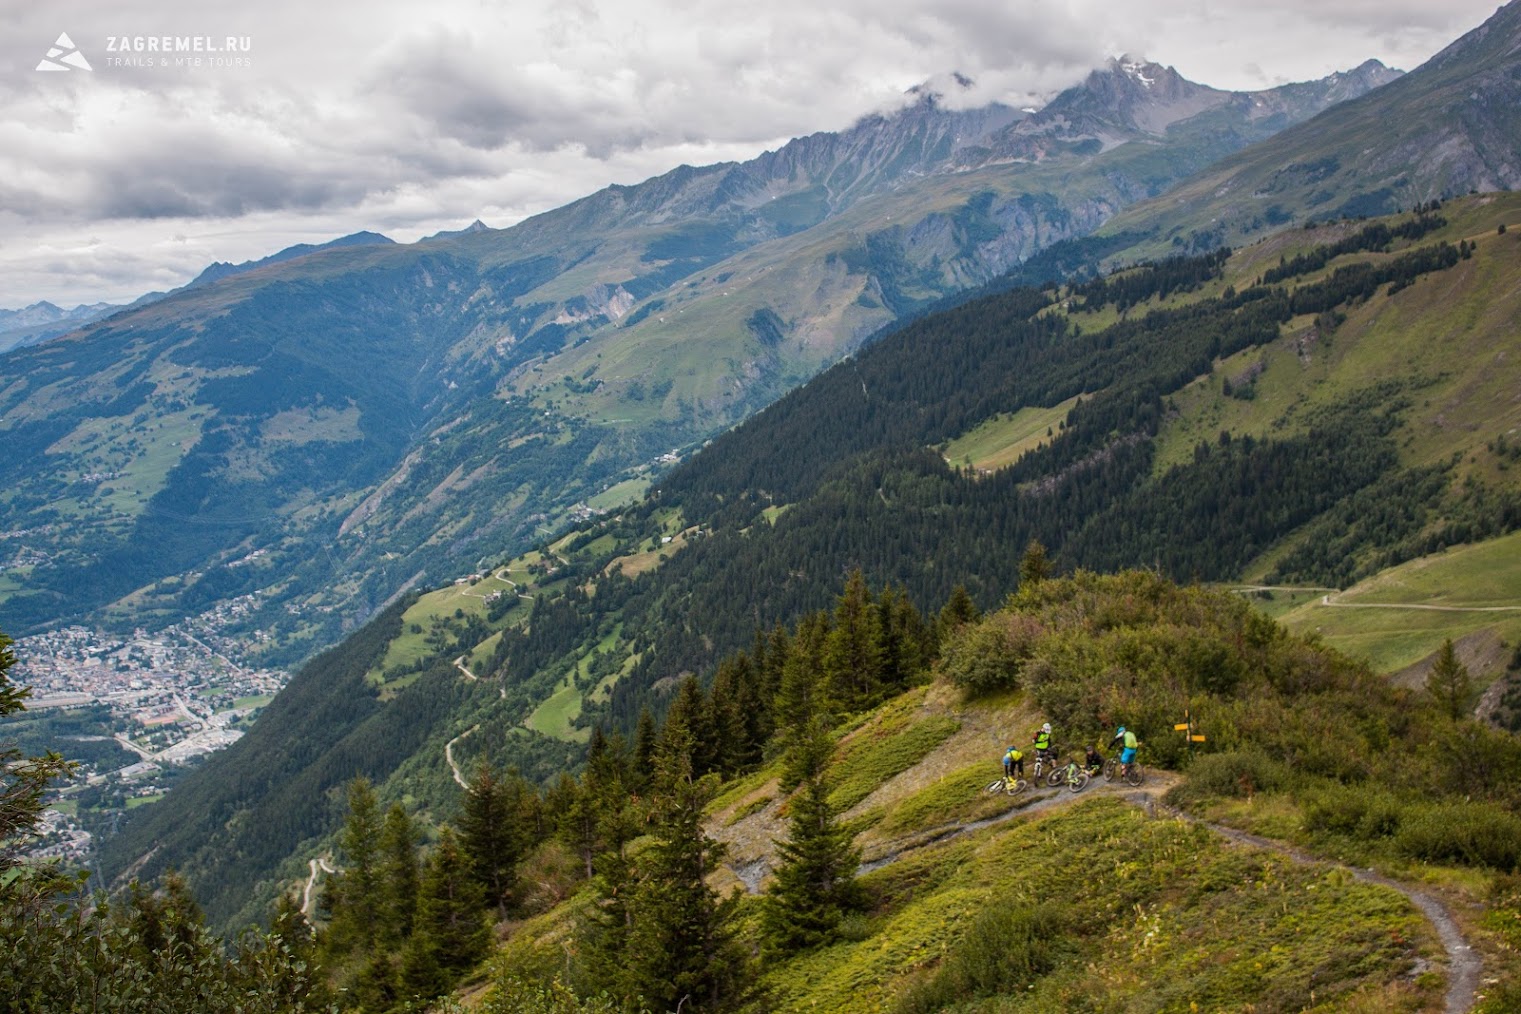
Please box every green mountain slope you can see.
[96,194,1521,932]
[0,56,1396,658]
[364,571,1521,1011]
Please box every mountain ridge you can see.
[0,48,1398,656]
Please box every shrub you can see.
[1301,783,1404,841]
[894,900,1067,1014]
[1395,802,1521,871]
[939,615,1038,695]
[1176,749,1290,801]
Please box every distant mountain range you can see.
[1102,0,1521,257]
[0,300,123,354]
[0,31,1436,659]
[184,231,396,289]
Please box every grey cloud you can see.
[0,0,1508,308]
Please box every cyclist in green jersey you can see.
[1109,726,1139,777]
[1031,722,1055,769]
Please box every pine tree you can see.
[708,657,754,775]
[824,570,884,711]
[1428,638,1474,720]
[774,612,829,734]
[328,777,383,954]
[631,706,658,792]
[877,584,933,692]
[459,760,522,913]
[662,675,718,777]
[550,771,600,880]
[762,776,864,955]
[379,802,420,943]
[403,826,489,1000]
[1,628,76,896]
[619,752,752,1012]
[779,714,838,798]
[938,585,981,638]
[1019,539,1053,587]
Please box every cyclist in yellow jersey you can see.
[1003,745,1025,779]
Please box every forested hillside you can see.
[96,194,1521,933]
[30,565,1521,1010]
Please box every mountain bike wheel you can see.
[1069,771,1090,792]
[1006,777,1030,795]
[1123,764,1145,787]
[1045,766,1066,788]
[1102,758,1119,782]
[985,778,1008,794]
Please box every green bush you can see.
[1395,802,1521,871]
[1176,749,1291,801]
[1301,783,1404,841]
[894,900,1067,1014]
[939,615,1039,695]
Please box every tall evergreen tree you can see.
[459,760,521,913]
[631,706,659,792]
[1428,638,1474,720]
[774,612,829,735]
[619,752,752,1012]
[1019,540,1054,587]
[938,585,982,638]
[762,775,865,955]
[379,802,420,943]
[707,658,753,776]
[403,826,489,1000]
[662,675,718,777]
[328,777,383,954]
[1,629,76,897]
[824,570,884,711]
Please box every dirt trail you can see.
[1176,812,1480,1014]
[301,857,335,919]
[445,725,478,789]
[1320,593,1521,613]
[842,777,1479,1014]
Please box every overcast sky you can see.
[0,0,1505,309]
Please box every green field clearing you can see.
[1279,532,1521,673]
[465,631,503,674]
[126,794,165,809]
[230,694,274,711]
[586,476,651,511]
[939,396,1080,473]
[761,504,791,525]
[369,569,526,679]
[522,678,589,743]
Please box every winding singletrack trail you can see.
[1189,816,1480,1014]
[839,776,1480,1013]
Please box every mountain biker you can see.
[1003,746,1025,779]
[1083,743,1104,776]
[1109,726,1139,777]
[1031,722,1055,770]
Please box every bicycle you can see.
[1032,748,1060,783]
[1053,760,1090,793]
[1103,755,1145,787]
[984,773,1030,796]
